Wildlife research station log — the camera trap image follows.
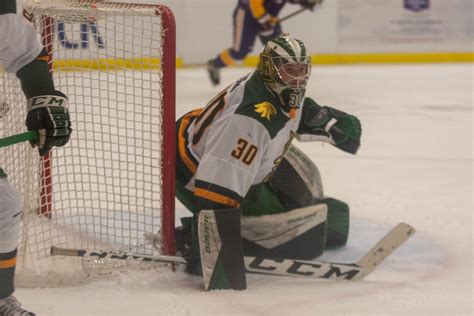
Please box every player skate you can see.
[206,59,221,85]
[0,296,35,316]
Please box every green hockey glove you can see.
[297,100,361,154]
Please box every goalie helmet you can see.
[258,34,311,111]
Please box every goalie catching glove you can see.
[297,97,362,154]
[25,91,72,156]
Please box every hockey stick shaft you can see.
[356,222,415,278]
[50,246,188,265]
[278,7,308,23]
[0,130,38,148]
[279,0,325,23]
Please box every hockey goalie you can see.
[175,34,362,290]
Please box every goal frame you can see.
[36,3,176,256]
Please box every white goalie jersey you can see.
[0,0,43,73]
[177,71,304,208]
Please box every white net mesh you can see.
[0,1,175,282]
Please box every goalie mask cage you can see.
[0,0,176,274]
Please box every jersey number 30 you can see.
[231,138,258,165]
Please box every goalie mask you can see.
[258,35,311,113]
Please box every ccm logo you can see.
[246,257,361,280]
[31,96,66,107]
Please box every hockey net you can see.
[0,1,176,283]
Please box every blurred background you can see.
[120,0,472,66]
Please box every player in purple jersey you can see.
[207,0,322,86]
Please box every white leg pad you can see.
[241,204,327,249]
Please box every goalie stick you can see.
[278,7,308,23]
[50,222,415,281]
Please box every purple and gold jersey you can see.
[238,0,287,19]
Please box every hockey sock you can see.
[0,249,16,299]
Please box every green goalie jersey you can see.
[177,70,316,209]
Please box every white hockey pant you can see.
[0,178,22,253]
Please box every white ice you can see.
[16,63,473,315]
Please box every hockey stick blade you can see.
[51,223,414,281]
[0,130,38,148]
[244,256,363,280]
[247,222,415,281]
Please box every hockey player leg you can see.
[0,178,22,299]
[198,209,246,291]
[322,197,350,248]
[207,6,260,86]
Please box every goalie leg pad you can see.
[198,209,246,291]
[269,144,324,209]
[323,197,350,248]
[241,204,328,260]
[239,182,286,217]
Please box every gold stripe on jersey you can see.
[37,55,49,62]
[0,257,16,269]
[249,0,266,19]
[219,49,235,66]
[194,188,240,208]
[178,109,202,174]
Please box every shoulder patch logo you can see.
[254,102,276,121]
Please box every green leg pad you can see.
[322,197,350,248]
[239,183,286,217]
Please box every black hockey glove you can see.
[289,0,324,11]
[25,91,72,156]
[298,100,361,154]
